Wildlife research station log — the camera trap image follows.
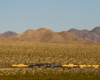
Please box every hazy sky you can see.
[0,0,100,34]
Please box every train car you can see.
[91,65,99,68]
[62,64,78,68]
[86,65,92,68]
[79,65,86,68]
[12,64,29,68]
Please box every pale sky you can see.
[0,0,100,34]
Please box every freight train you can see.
[11,63,100,68]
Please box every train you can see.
[11,63,100,68]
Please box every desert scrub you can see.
[0,69,100,80]
[0,41,100,67]
[0,68,100,76]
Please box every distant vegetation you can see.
[0,41,100,79]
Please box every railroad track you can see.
[0,67,99,69]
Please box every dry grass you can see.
[0,41,100,68]
[0,68,100,76]
[0,40,100,79]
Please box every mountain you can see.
[7,28,66,43]
[68,28,89,37]
[57,31,98,44]
[7,29,39,42]
[7,28,98,45]
[1,31,18,38]
[68,27,100,43]
[36,28,66,43]
[90,27,100,35]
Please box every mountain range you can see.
[68,27,100,43]
[0,27,100,44]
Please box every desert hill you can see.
[57,31,98,44]
[7,29,39,42]
[36,28,66,43]
[7,28,66,43]
[7,28,98,45]
[68,27,100,43]
[0,31,18,38]
[68,28,89,37]
[90,27,100,35]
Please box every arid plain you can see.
[0,28,100,79]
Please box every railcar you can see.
[62,64,78,68]
[12,64,29,68]
[79,65,87,68]
[91,65,99,68]
[86,65,92,68]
